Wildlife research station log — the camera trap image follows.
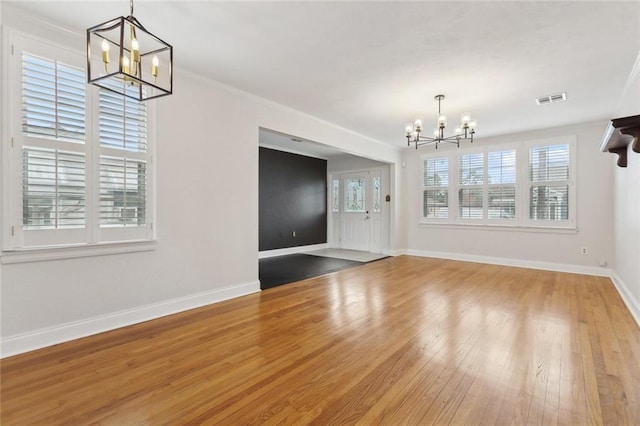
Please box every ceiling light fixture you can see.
[87,0,173,101]
[404,95,476,149]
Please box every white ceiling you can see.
[7,1,640,148]
[260,128,348,160]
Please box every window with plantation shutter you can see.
[22,147,86,229]
[99,156,147,227]
[420,138,574,229]
[22,54,85,141]
[18,51,87,245]
[422,157,449,219]
[458,153,483,219]
[99,86,149,231]
[487,150,516,220]
[99,85,147,152]
[528,144,570,221]
[5,32,155,252]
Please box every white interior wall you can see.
[0,6,401,356]
[402,121,615,275]
[611,51,640,323]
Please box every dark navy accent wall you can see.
[259,147,327,251]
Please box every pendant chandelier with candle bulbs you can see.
[405,95,476,149]
[87,0,173,101]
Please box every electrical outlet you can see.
[581,247,588,255]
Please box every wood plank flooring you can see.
[2,256,639,424]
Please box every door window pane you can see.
[345,178,365,212]
[373,177,381,213]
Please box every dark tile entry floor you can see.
[259,254,364,290]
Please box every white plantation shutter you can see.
[487,150,516,220]
[99,86,147,152]
[6,33,155,250]
[422,157,449,219]
[99,156,147,227]
[458,153,484,219]
[22,54,85,141]
[528,144,570,221]
[419,139,574,228]
[18,51,87,246]
[22,147,86,229]
[99,87,150,232]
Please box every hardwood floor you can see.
[1,256,639,424]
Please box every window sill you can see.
[0,240,157,264]
[418,222,578,234]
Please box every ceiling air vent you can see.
[536,92,567,106]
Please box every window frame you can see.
[419,136,576,230]
[2,30,156,255]
[421,156,451,223]
[521,136,576,229]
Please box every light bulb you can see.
[131,38,140,62]
[122,56,130,74]
[461,113,471,125]
[101,39,110,64]
[455,127,462,135]
[434,128,440,137]
[470,120,477,129]
[438,115,447,125]
[414,119,423,132]
[152,55,159,77]
[405,123,413,138]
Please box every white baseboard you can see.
[259,243,329,259]
[388,249,407,257]
[403,249,611,277]
[610,272,640,328]
[0,280,260,359]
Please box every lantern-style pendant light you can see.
[87,0,173,101]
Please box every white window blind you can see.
[420,138,573,229]
[22,53,85,141]
[487,150,516,219]
[22,147,86,229]
[5,33,155,250]
[20,52,87,237]
[99,157,147,227]
[99,86,147,152]
[458,153,483,219]
[99,85,149,230]
[423,157,449,219]
[529,144,570,221]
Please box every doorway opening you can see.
[330,168,387,254]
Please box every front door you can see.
[340,172,371,251]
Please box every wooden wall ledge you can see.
[600,114,640,167]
